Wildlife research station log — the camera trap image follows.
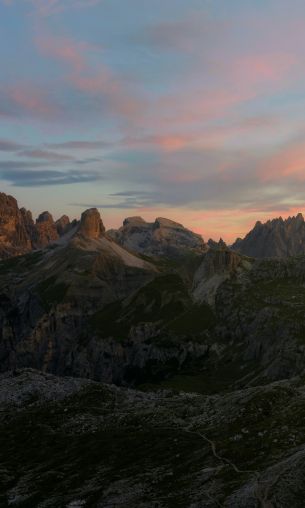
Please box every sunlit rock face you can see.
[78,208,105,239]
[0,193,32,258]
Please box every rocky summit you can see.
[232,213,305,258]
[55,214,71,236]
[108,215,206,258]
[0,193,32,258]
[78,207,106,239]
[2,192,305,505]
[33,211,59,248]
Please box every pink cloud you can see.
[17,149,75,161]
[6,84,58,120]
[140,49,298,139]
[152,89,255,128]
[260,138,305,182]
[121,115,279,154]
[122,134,193,152]
[3,0,103,16]
[38,35,94,72]
[230,52,298,87]
[69,72,144,118]
[36,32,145,120]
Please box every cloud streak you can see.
[1,169,100,187]
[0,139,26,151]
[3,0,103,16]
[17,149,75,161]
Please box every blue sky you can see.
[1,0,305,240]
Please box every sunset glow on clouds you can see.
[1,0,305,241]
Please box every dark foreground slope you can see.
[1,369,305,507]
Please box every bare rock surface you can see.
[232,213,305,258]
[0,193,32,258]
[78,208,105,239]
[108,216,206,258]
[33,211,59,248]
[56,215,71,236]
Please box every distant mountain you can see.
[232,213,305,258]
[107,216,206,258]
[0,193,207,261]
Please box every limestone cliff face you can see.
[0,193,32,258]
[19,207,36,243]
[108,216,205,257]
[192,245,247,305]
[78,208,105,239]
[0,193,70,257]
[232,213,305,258]
[33,211,59,248]
[0,193,79,258]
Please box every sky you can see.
[1,0,305,241]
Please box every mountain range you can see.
[2,191,305,505]
[4,190,305,261]
[232,213,305,257]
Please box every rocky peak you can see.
[232,212,305,258]
[55,215,70,236]
[0,192,17,212]
[108,215,205,258]
[123,216,147,227]
[20,207,35,242]
[78,208,105,239]
[36,211,54,224]
[33,211,59,248]
[207,238,227,249]
[153,217,184,230]
[0,193,31,258]
[20,207,34,224]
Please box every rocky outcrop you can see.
[232,213,305,258]
[192,245,248,305]
[32,211,59,248]
[108,216,206,258]
[55,215,70,236]
[0,192,72,256]
[0,193,32,258]
[78,208,105,239]
[207,238,227,249]
[20,207,35,236]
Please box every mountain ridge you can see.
[232,212,305,258]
